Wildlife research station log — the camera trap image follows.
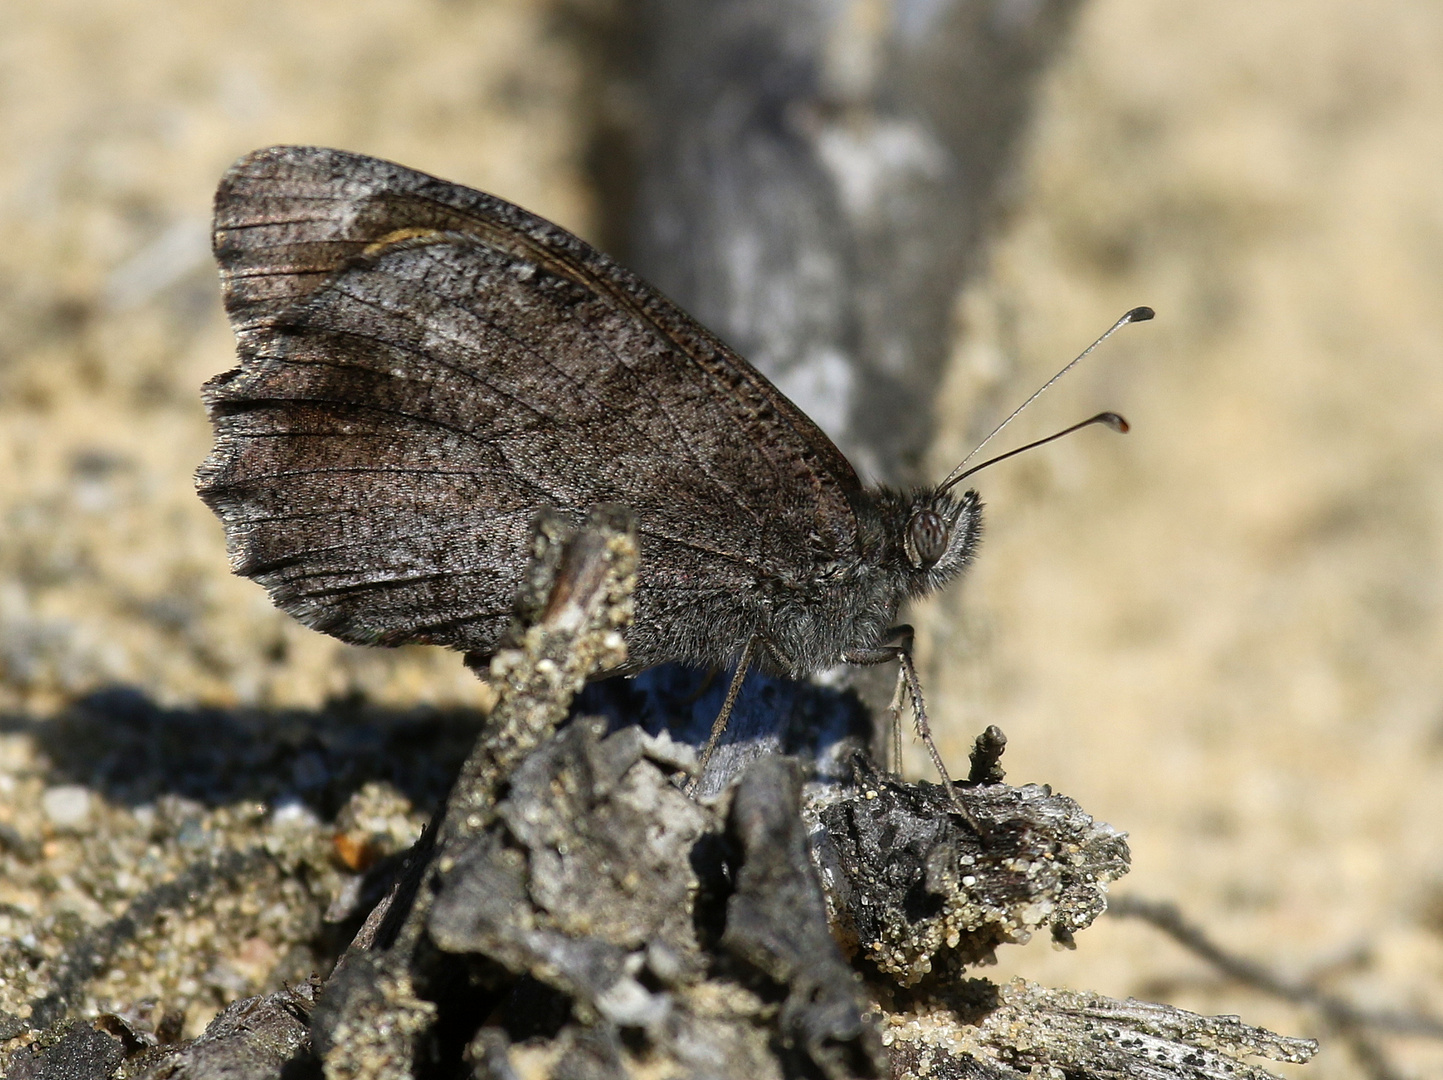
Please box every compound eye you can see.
[906,510,949,568]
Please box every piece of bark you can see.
[811,753,1130,985]
[884,979,1318,1080]
[126,980,319,1080]
[431,718,883,1079]
[311,505,640,1078]
[721,756,884,1079]
[429,720,710,1017]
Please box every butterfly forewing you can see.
[199,146,863,664]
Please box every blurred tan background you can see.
[0,1,1439,1076]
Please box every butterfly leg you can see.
[861,624,914,773]
[686,637,756,794]
[883,661,907,773]
[844,631,977,826]
[844,629,951,787]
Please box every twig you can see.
[1110,894,1443,1080]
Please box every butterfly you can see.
[198,145,1140,784]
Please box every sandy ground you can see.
[1,1,1440,1076]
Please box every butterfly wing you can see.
[198,146,862,667]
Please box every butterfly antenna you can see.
[938,411,1129,493]
[937,306,1153,493]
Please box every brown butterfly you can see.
[198,146,1140,784]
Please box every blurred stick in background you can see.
[595,0,1081,485]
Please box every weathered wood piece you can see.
[810,754,1129,985]
[884,980,1318,1080]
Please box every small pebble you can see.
[41,784,93,830]
[270,797,321,829]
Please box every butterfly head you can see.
[895,486,983,597]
